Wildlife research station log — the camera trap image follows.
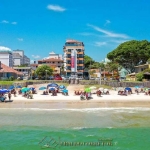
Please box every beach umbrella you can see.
[99,88,104,91]
[59,85,66,89]
[47,83,58,88]
[125,87,131,91]
[8,85,15,90]
[29,87,35,91]
[89,86,96,90]
[16,85,22,88]
[21,87,30,92]
[84,88,91,93]
[39,87,47,90]
[63,89,68,93]
[49,87,55,91]
[0,89,10,93]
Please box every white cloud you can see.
[47,4,66,12]
[111,39,128,44]
[12,22,17,25]
[87,24,129,39]
[17,38,23,41]
[94,42,107,47]
[32,55,40,59]
[104,20,111,26]
[1,20,9,24]
[0,46,11,51]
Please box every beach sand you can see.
[0,84,150,109]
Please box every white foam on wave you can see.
[1,107,150,112]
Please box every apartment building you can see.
[63,39,84,76]
[38,51,63,74]
[0,49,13,67]
[13,49,30,66]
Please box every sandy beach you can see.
[0,84,150,108]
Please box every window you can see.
[67,54,71,58]
[67,66,71,70]
[53,62,55,63]
[68,49,71,52]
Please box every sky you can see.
[0,0,150,63]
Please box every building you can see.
[13,49,30,66]
[13,67,32,77]
[13,53,23,66]
[0,48,13,67]
[37,51,63,74]
[0,61,23,80]
[63,39,84,77]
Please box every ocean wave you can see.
[1,107,150,112]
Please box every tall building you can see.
[63,39,84,76]
[0,48,13,67]
[13,49,30,66]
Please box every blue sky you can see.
[0,0,150,63]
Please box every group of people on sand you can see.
[0,92,12,102]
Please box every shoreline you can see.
[1,99,150,109]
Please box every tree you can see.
[84,55,95,69]
[35,65,53,77]
[107,40,150,73]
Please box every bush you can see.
[136,72,144,81]
[9,76,15,81]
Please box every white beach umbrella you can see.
[99,88,104,91]
[89,86,96,90]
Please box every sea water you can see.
[0,107,150,150]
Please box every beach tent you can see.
[49,87,55,91]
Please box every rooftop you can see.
[0,63,23,75]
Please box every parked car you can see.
[48,76,54,80]
[54,76,62,80]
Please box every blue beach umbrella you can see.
[125,87,131,91]
[8,85,15,90]
[59,85,66,89]
[29,87,35,90]
[16,85,22,88]
[49,87,55,91]
[63,89,68,93]
[134,86,139,89]
[47,83,58,88]
[39,87,47,90]
[0,89,10,93]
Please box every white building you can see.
[43,51,62,60]
[0,47,13,67]
[13,49,30,66]
[13,53,23,66]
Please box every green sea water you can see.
[0,108,150,150]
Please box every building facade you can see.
[13,49,30,66]
[0,49,13,67]
[63,39,84,76]
[37,51,63,74]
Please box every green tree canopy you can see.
[35,65,53,77]
[107,40,150,73]
[84,55,95,69]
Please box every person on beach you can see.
[14,90,17,97]
[8,92,11,101]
